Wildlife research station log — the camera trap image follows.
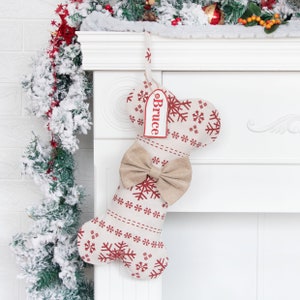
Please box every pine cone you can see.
[142,11,157,22]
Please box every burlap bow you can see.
[119,142,192,205]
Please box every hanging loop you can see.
[144,32,159,89]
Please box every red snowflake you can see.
[125,201,133,209]
[157,242,164,248]
[153,211,161,218]
[136,262,148,272]
[134,204,142,212]
[124,232,132,239]
[138,90,149,103]
[106,225,114,233]
[205,110,221,137]
[145,48,151,63]
[149,258,168,279]
[133,235,141,243]
[137,118,144,126]
[117,197,124,205]
[167,95,191,123]
[144,207,152,215]
[133,176,160,200]
[85,240,96,254]
[115,229,123,237]
[172,131,179,139]
[142,238,150,246]
[91,217,99,224]
[193,110,205,124]
[98,241,136,267]
[190,138,198,147]
[181,134,189,143]
[152,156,160,165]
[99,220,106,228]
[151,241,157,248]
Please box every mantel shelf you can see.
[77,31,300,71]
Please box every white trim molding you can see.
[77,31,300,71]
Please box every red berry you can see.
[104,4,113,14]
[46,109,52,118]
[50,139,58,148]
[171,19,178,26]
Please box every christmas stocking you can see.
[78,34,221,279]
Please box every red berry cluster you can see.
[171,17,182,26]
[104,4,114,15]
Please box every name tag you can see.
[144,89,168,138]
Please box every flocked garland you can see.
[10,0,300,299]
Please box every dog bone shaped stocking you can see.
[78,78,221,280]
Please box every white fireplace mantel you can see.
[78,31,300,71]
[77,31,300,300]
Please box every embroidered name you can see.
[144,89,168,138]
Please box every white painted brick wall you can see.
[0,1,94,299]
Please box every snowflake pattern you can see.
[137,90,149,103]
[205,110,221,138]
[152,156,160,165]
[167,95,191,123]
[136,261,148,272]
[98,241,136,268]
[193,110,205,124]
[145,48,151,63]
[133,176,161,201]
[112,194,166,220]
[84,240,96,254]
[78,79,221,280]
[149,258,169,279]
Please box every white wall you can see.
[0,1,94,299]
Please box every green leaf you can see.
[248,2,261,16]
[264,24,280,34]
[241,8,252,19]
[261,13,273,21]
[245,21,257,27]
